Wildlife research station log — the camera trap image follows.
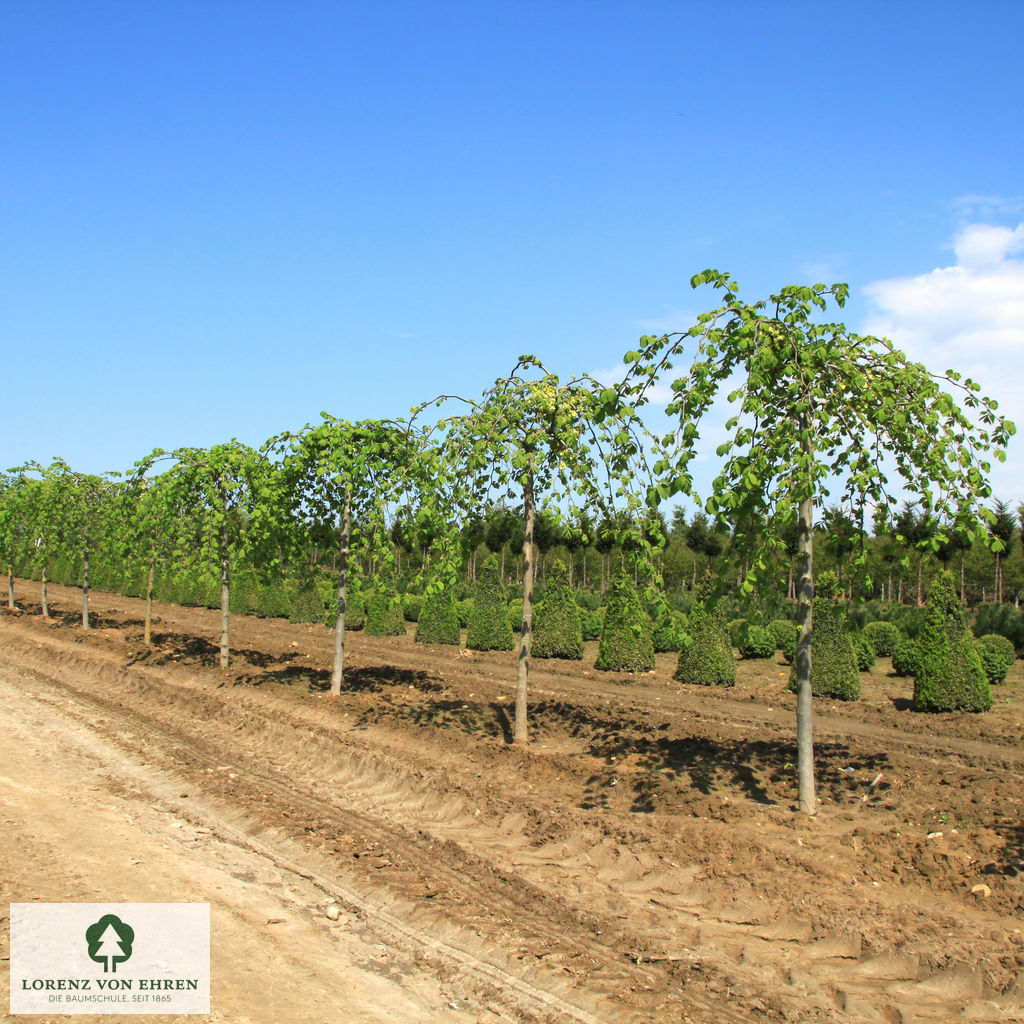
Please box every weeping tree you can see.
[275,415,442,695]
[144,441,276,668]
[621,270,1015,815]
[425,356,651,746]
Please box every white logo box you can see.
[10,903,210,1015]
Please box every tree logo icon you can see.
[85,914,135,973]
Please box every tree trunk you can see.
[41,565,49,618]
[917,554,924,606]
[515,466,536,747]
[960,553,966,604]
[330,489,353,696]
[795,418,817,816]
[144,559,154,645]
[7,562,14,608]
[218,495,231,669]
[81,545,90,630]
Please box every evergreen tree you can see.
[465,555,515,651]
[532,560,583,659]
[364,577,406,636]
[674,574,734,686]
[595,570,654,672]
[913,571,991,711]
[789,570,860,700]
[415,585,461,645]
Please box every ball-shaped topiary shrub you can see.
[674,575,734,687]
[415,585,461,645]
[508,598,523,635]
[891,634,920,677]
[863,620,900,658]
[788,570,860,700]
[466,556,515,651]
[596,570,655,673]
[913,571,991,712]
[772,620,800,664]
[365,578,407,637]
[739,624,776,660]
[974,633,1015,686]
[853,632,877,672]
[532,561,584,660]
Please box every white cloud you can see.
[863,222,1024,502]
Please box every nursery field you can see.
[1,580,1023,1024]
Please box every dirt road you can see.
[2,583,1023,1022]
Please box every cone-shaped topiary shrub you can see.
[788,570,860,700]
[975,633,1015,685]
[415,585,461,645]
[674,574,734,686]
[913,571,991,712]
[288,579,326,624]
[863,620,900,658]
[532,560,583,660]
[466,556,515,651]
[365,577,407,637]
[596,570,655,673]
[323,577,365,630]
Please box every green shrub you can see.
[415,586,461,645]
[863,620,900,658]
[788,571,860,700]
[257,582,290,619]
[913,571,991,712]
[674,575,734,687]
[853,633,877,672]
[228,569,259,615]
[401,594,423,622]
[891,635,920,677]
[972,603,1024,653]
[596,570,655,673]
[365,578,406,637]
[323,577,365,630]
[652,611,686,654]
[288,580,326,624]
[466,556,515,651]
[738,624,775,659]
[728,618,748,649]
[532,561,583,660]
[975,633,1015,686]
[455,599,472,629]
[580,607,604,641]
[508,598,523,634]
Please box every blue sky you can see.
[4,1,1022,505]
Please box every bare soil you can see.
[2,579,1023,1024]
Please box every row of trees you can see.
[1,273,1016,816]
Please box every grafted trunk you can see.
[41,566,49,617]
[514,466,535,747]
[218,496,230,669]
[81,546,90,629]
[330,489,353,696]
[144,560,155,645]
[795,491,815,815]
